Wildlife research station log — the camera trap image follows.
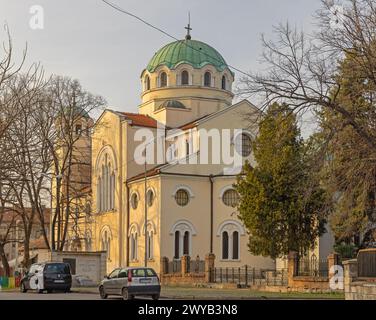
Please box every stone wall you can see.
[286,251,337,293]
[343,250,376,300]
[160,254,214,287]
[47,251,107,284]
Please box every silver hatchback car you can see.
[99,267,161,300]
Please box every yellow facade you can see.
[58,34,333,275]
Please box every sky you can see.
[0,0,322,121]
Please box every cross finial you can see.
[185,12,192,40]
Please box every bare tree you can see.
[238,0,376,150]
[0,24,26,139]
[0,185,20,277]
[45,76,105,251]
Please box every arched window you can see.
[97,154,116,212]
[217,221,245,261]
[147,189,154,207]
[222,231,229,260]
[97,177,102,212]
[160,72,167,87]
[145,75,151,91]
[204,72,212,87]
[129,225,139,261]
[174,231,180,259]
[232,231,239,260]
[222,75,227,90]
[170,220,197,259]
[183,231,190,255]
[85,231,92,251]
[101,228,112,261]
[181,70,189,85]
[146,231,153,260]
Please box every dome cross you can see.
[185,12,192,40]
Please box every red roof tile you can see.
[119,112,158,128]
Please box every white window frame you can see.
[217,220,245,262]
[170,220,197,258]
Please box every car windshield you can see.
[44,263,70,274]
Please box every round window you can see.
[235,133,252,157]
[222,189,240,207]
[131,193,138,209]
[175,189,190,207]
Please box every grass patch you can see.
[161,286,345,300]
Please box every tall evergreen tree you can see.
[317,52,376,247]
[235,104,328,259]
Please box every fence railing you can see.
[166,259,206,274]
[210,266,288,287]
[296,254,328,277]
[167,260,182,274]
[188,260,205,273]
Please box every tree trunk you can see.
[0,243,11,277]
[22,237,31,269]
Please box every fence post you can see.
[181,255,189,276]
[205,253,215,283]
[252,268,255,286]
[238,267,241,286]
[245,265,248,287]
[328,253,339,279]
[160,257,169,275]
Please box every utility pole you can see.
[144,160,148,267]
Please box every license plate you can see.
[140,278,151,284]
[54,280,64,283]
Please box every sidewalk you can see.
[1,286,345,300]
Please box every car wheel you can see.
[20,282,27,293]
[152,294,160,301]
[47,289,53,294]
[38,289,44,294]
[99,286,107,299]
[65,288,71,293]
[122,288,130,300]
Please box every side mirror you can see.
[104,275,109,279]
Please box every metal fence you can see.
[297,254,328,277]
[188,259,205,273]
[210,266,288,287]
[167,260,182,274]
[166,259,205,274]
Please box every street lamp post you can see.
[144,160,148,268]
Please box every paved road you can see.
[0,291,161,300]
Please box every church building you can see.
[69,28,333,274]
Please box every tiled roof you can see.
[118,112,158,128]
[179,114,211,130]
[0,207,51,224]
[127,166,163,183]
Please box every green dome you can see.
[147,39,229,73]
